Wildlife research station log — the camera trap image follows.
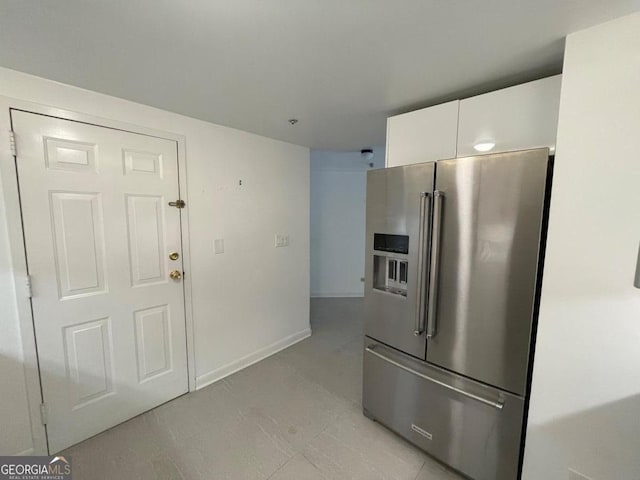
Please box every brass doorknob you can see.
[169,270,182,280]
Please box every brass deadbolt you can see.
[169,252,180,261]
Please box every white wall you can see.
[523,12,640,480]
[0,67,310,455]
[310,148,384,297]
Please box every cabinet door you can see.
[386,100,459,167]
[456,75,561,157]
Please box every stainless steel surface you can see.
[426,190,443,340]
[635,243,640,289]
[426,149,549,395]
[411,423,433,440]
[365,345,504,409]
[364,163,435,359]
[414,192,431,336]
[362,149,552,479]
[363,338,525,480]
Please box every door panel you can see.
[50,192,107,298]
[364,163,434,359]
[134,305,172,382]
[44,137,97,172]
[126,194,167,286]
[63,317,115,408]
[427,149,548,395]
[13,110,188,453]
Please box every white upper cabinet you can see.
[456,75,562,157]
[386,100,459,167]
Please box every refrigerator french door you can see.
[363,162,435,359]
[363,148,551,480]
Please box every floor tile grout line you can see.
[259,344,363,462]
[187,348,357,464]
[413,460,427,480]
[265,354,356,454]
[270,352,362,408]
[264,450,297,480]
[264,460,287,480]
[300,449,332,480]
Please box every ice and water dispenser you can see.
[372,233,409,297]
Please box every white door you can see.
[13,111,189,453]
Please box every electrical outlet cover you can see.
[213,238,224,254]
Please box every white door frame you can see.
[0,97,197,455]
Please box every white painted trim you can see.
[0,99,48,456]
[311,292,364,298]
[175,136,197,393]
[14,448,35,457]
[385,117,391,168]
[195,327,312,390]
[0,96,197,454]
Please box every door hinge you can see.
[25,274,33,298]
[168,199,186,209]
[40,403,48,425]
[9,130,17,157]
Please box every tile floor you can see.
[63,298,463,479]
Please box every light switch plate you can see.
[213,238,224,254]
[275,234,289,248]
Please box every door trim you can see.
[0,97,196,455]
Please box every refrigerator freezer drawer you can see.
[363,340,525,480]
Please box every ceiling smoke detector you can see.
[361,149,374,161]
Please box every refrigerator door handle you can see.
[365,345,505,410]
[426,190,443,339]
[414,192,431,336]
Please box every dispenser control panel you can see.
[372,234,409,297]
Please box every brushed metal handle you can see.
[366,345,504,410]
[414,192,431,336]
[426,191,443,339]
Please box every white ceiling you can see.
[1,1,638,150]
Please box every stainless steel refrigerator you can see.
[362,148,551,480]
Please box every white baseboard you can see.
[14,448,35,456]
[195,327,311,390]
[311,292,364,298]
